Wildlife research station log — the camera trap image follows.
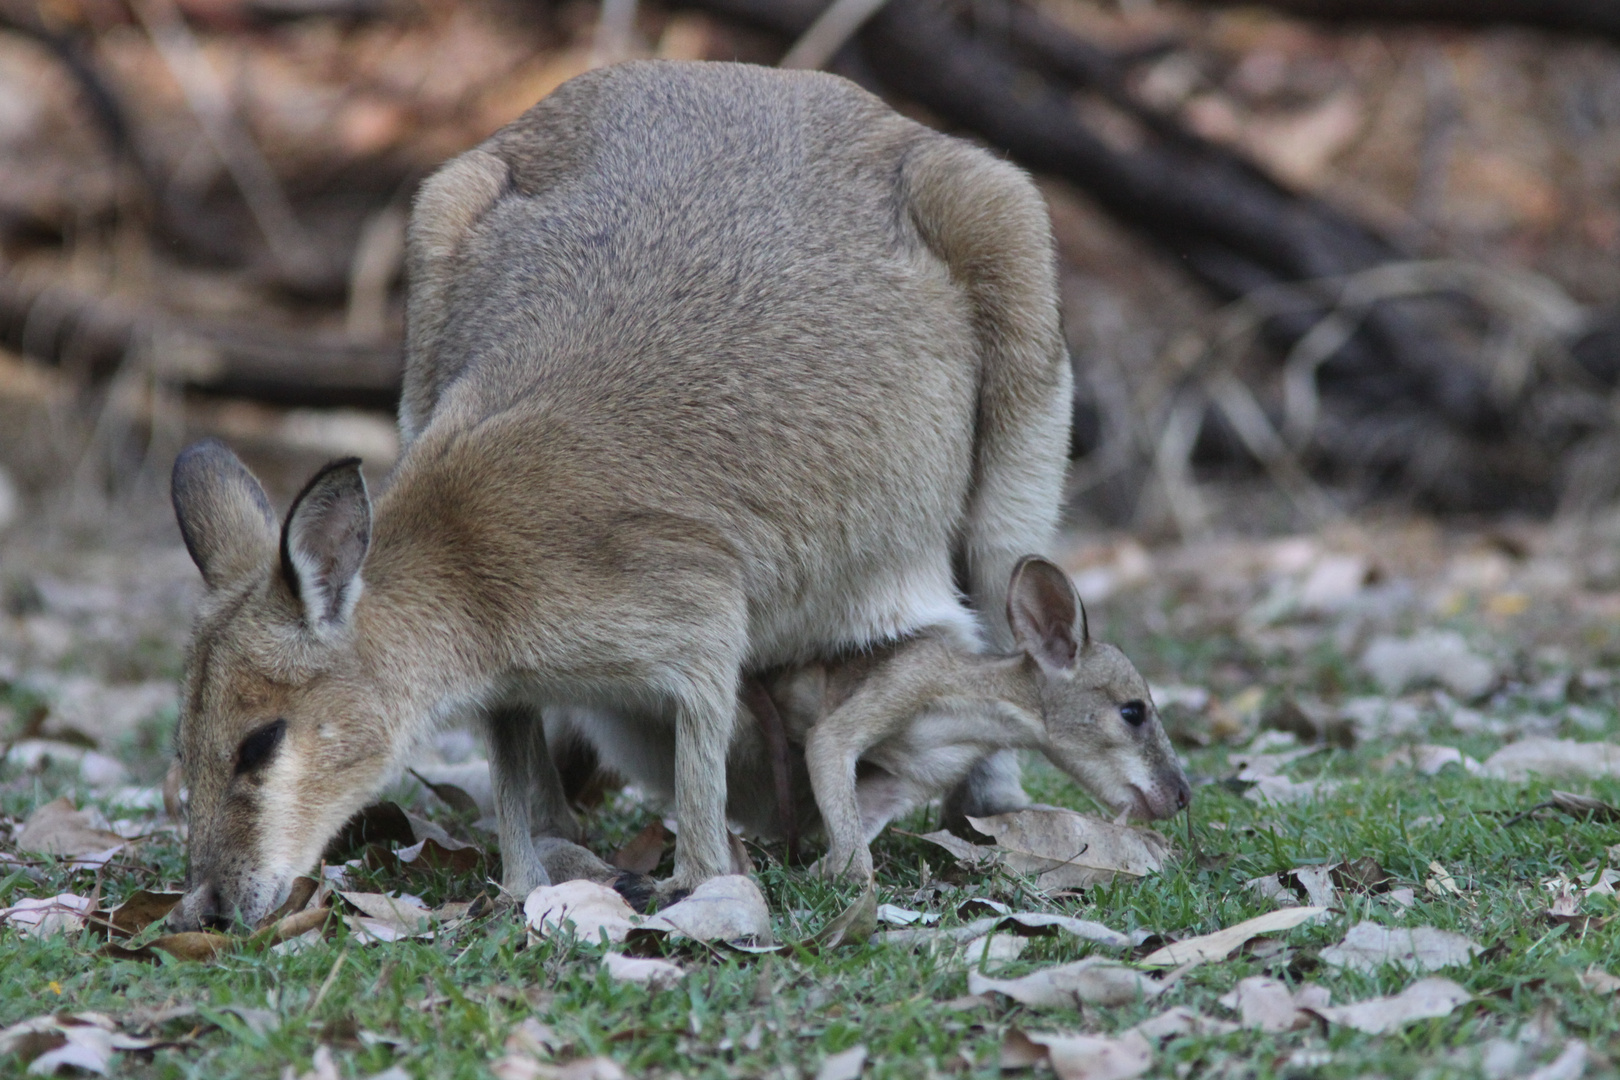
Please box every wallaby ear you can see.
[1007,556,1089,672]
[171,439,277,590]
[280,458,371,633]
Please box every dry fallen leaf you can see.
[339,891,436,943]
[1320,921,1483,974]
[15,797,127,860]
[875,904,938,927]
[921,807,1166,889]
[1481,738,1620,782]
[814,1045,868,1080]
[1128,1006,1240,1041]
[1000,1028,1153,1080]
[609,820,669,875]
[809,888,877,950]
[0,1011,165,1075]
[525,880,640,945]
[1305,977,1472,1034]
[1138,907,1327,968]
[1217,976,1331,1032]
[601,952,685,991]
[1376,745,1481,776]
[1577,966,1620,994]
[0,894,94,938]
[102,930,234,963]
[632,875,775,948]
[968,958,1164,1008]
[491,1055,627,1080]
[956,899,1133,950]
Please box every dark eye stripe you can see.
[235,719,287,775]
[1120,700,1147,727]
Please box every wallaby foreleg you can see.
[485,702,580,898]
[668,679,743,897]
[803,688,915,884]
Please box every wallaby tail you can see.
[901,140,1073,648]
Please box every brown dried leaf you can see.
[1481,739,1620,782]
[103,931,234,963]
[408,768,482,817]
[968,959,1164,1008]
[97,890,184,938]
[1305,977,1471,1034]
[1218,976,1328,1032]
[634,875,775,948]
[921,807,1165,890]
[1000,1028,1152,1080]
[1138,907,1327,969]
[525,880,640,945]
[609,820,668,875]
[1320,922,1483,974]
[809,888,877,950]
[601,952,685,991]
[16,796,126,858]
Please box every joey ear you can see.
[280,458,371,632]
[171,439,277,590]
[1007,555,1089,672]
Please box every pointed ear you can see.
[1007,556,1089,672]
[280,458,371,633]
[171,439,277,590]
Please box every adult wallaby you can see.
[167,59,1071,930]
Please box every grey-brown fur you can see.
[167,60,1071,929]
[543,557,1188,890]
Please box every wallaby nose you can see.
[171,881,228,932]
[1172,775,1192,811]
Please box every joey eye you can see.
[1119,700,1147,727]
[235,719,287,775]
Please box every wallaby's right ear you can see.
[171,439,277,590]
[1007,555,1089,673]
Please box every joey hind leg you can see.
[942,749,1031,833]
[484,702,581,898]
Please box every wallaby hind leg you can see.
[485,701,581,898]
[903,137,1072,821]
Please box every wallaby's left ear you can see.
[281,458,370,634]
[1007,555,1089,672]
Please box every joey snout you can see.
[1126,770,1192,820]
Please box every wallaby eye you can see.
[235,719,287,775]
[1119,700,1147,727]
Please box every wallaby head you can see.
[168,440,395,930]
[1007,556,1191,820]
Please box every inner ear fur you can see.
[1007,555,1090,671]
[171,439,277,590]
[281,457,371,632]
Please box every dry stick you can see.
[779,0,891,69]
[130,0,322,282]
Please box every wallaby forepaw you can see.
[610,871,656,913]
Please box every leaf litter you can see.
[919,807,1166,889]
[999,1028,1153,1080]
[1319,921,1484,974]
[1138,907,1327,968]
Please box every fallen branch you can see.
[0,274,400,408]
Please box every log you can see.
[680,0,1500,434]
[0,274,401,408]
[1187,0,1620,40]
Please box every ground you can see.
[5,507,1620,1079]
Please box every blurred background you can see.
[3,0,1620,780]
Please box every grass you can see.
[5,616,1620,1078]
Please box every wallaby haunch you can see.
[167,59,1073,929]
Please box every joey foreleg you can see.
[485,703,580,898]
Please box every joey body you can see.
[771,556,1190,882]
[167,60,1073,929]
